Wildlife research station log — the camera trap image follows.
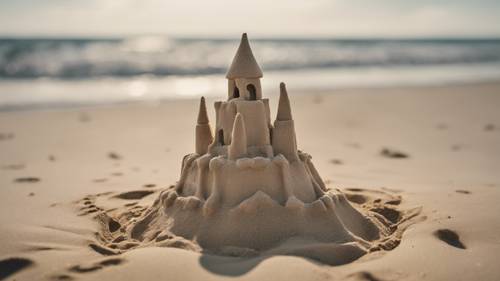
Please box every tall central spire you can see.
[226,33,263,79]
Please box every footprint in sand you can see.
[434,229,466,249]
[0,132,15,141]
[78,112,91,123]
[14,177,40,183]
[68,258,125,274]
[107,152,122,160]
[0,257,34,280]
[329,159,343,165]
[113,190,155,200]
[484,123,495,131]
[380,148,409,159]
[347,271,383,281]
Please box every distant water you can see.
[1,37,500,110]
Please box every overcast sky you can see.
[1,0,499,38]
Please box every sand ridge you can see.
[74,185,422,266]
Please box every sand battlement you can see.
[177,34,321,211]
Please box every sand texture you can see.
[84,181,420,266]
[1,82,500,280]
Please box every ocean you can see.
[1,36,500,110]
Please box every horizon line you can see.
[1,33,500,41]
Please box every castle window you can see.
[218,129,224,145]
[247,84,256,100]
[233,86,240,98]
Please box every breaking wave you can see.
[1,36,500,79]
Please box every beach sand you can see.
[1,81,500,281]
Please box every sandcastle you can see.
[90,34,418,265]
[182,33,325,214]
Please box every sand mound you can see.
[78,186,420,266]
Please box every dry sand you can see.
[1,81,500,280]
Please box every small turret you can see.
[276,82,293,121]
[272,82,298,161]
[197,96,209,124]
[195,97,213,155]
[226,33,263,101]
[228,113,247,160]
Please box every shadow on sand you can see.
[198,254,266,276]
[198,253,321,277]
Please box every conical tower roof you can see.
[197,96,209,124]
[276,82,293,121]
[226,33,263,79]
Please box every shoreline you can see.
[1,79,500,113]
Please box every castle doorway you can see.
[218,129,224,145]
[233,86,240,98]
[247,84,257,100]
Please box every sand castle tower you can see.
[179,33,326,214]
[123,34,403,263]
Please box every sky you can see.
[0,0,499,38]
